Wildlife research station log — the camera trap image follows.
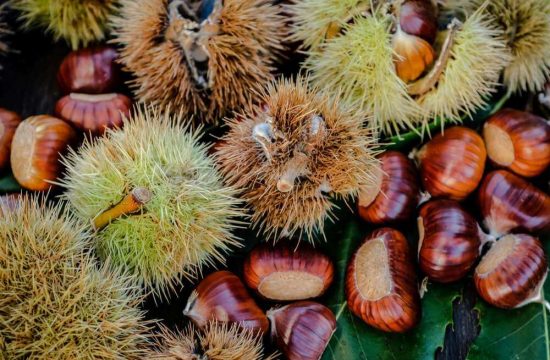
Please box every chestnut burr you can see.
[267,301,336,360]
[183,271,269,335]
[399,0,438,43]
[0,108,21,170]
[474,234,548,309]
[483,108,550,177]
[57,46,120,94]
[55,93,132,136]
[357,151,419,224]
[417,126,486,201]
[243,241,334,301]
[418,199,484,283]
[10,115,77,191]
[346,227,421,333]
[478,170,550,237]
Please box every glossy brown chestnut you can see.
[418,199,482,283]
[183,270,269,335]
[478,170,550,236]
[0,108,21,170]
[10,115,77,191]
[474,234,547,309]
[483,109,550,177]
[267,301,336,360]
[393,30,435,83]
[399,0,438,43]
[55,93,132,136]
[243,242,334,301]
[346,227,420,333]
[57,46,120,94]
[358,151,419,224]
[417,126,487,201]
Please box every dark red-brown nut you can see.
[399,0,438,43]
[478,170,550,237]
[267,301,336,360]
[418,199,482,283]
[346,227,420,333]
[57,46,120,94]
[55,93,132,136]
[417,126,487,201]
[243,241,334,301]
[0,108,21,170]
[474,234,547,309]
[10,115,77,191]
[358,151,419,224]
[183,271,269,335]
[483,109,550,177]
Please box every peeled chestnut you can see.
[418,199,483,283]
[399,0,438,43]
[474,234,547,309]
[346,227,420,333]
[358,151,419,224]
[57,46,120,94]
[10,115,77,191]
[417,126,487,201]
[267,301,336,360]
[483,109,550,177]
[0,108,21,170]
[478,170,550,236]
[243,242,334,301]
[55,93,132,136]
[183,271,269,335]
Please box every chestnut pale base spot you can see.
[354,238,392,301]
[483,123,514,166]
[357,162,384,208]
[11,121,36,183]
[69,93,119,102]
[476,234,516,276]
[258,271,325,301]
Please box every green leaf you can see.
[320,217,463,360]
[468,234,550,360]
[0,172,21,193]
[382,91,511,151]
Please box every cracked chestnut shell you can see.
[267,301,336,360]
[55,93,132,136]
[417,126,486,201]
[478,170,550,236]
[346,227,420,333]
[483,108,550,177]
[183,270,269,335]
[243,241,334,301]
[474,234,547,309]
[358,151,419,224]
[0,108,21,170]
[418,199,481,283]
[57,46,120,94]
[10,115,77,191]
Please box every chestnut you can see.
[399,0,438,43]
[267,301,336,360]
[346,227,420,333]
[57,46,120,94]
[478,170,550,236]
[418,199,484,283]
[474,234,547,309]
[483,109,550,177]
[55,93,132,136]
[357,151,419,224]
[0,108,21,170]
[243,241,334,301]
[183,270,269,335]
[10,115,77,191]
[393,29,435,83]
[417,126,487,201]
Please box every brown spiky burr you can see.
[112,0,285,124]
[216,78,378,240]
